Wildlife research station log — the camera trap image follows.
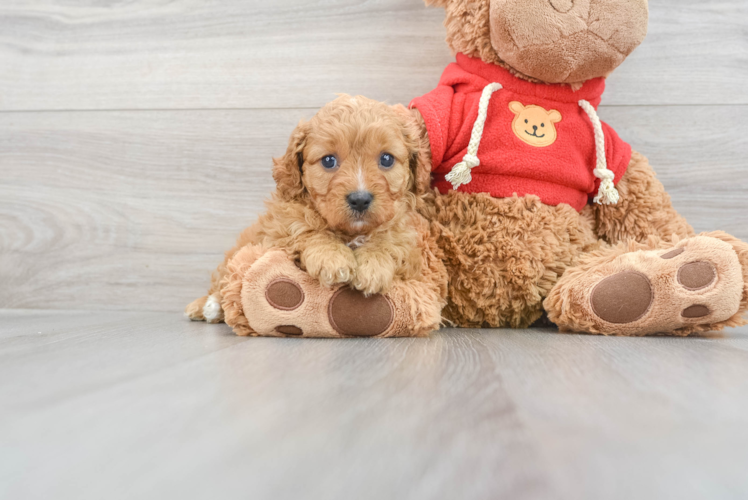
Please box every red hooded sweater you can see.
[410,54,631,212]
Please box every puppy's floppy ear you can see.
[392,104,433,196]
[272,119,310,202]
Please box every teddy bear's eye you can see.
[524,119,528,124]
[541,123,545,127]
[379,153,395,169]
[321,155,338,170]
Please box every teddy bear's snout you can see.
[549,0,574,13]
[490,0,647,83]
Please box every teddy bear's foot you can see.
[227,249,438,338]
[545,232,748,336]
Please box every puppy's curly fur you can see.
[186,95,442,325]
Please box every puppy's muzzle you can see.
[347,191,373,213]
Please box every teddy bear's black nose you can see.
[347,191,373,213]
[533,125,538,131]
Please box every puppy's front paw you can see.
[303,245,357,288]
[202,294,225,323]
[185,295,208,321]
[353,252,396,295]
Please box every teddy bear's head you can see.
[426,0,648,84]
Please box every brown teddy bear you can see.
[410,0,748,335]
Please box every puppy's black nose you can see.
[347,191,373,213]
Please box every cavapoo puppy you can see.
[186,95,448,338]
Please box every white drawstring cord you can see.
[578,99,620,205]
[445,83,503,189]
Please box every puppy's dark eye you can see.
[321,155,338,170]
[379,153,395,169]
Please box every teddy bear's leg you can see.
[221,247,443,338]
[428,191,599,328]
[214,244,267,336]
[544,232,748,336]
[590,151,694,244]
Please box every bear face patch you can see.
[509,101,562,147]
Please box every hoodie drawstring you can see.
[444,84,620,206]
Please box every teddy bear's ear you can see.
[423,0,451,7]
[548,110,562,123]
[272,119,310,202]
[509,101,525,115]
[391,104,433,196]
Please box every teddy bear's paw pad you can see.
[682,305,710,318]
[590,271,652,324]
[275,325,304,336]
[584,235,745,334]
[677,262,716,291]
[265,278,304,311]
[660,247,684,260]
[328,287,394,337]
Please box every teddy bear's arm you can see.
[591,151,694,245]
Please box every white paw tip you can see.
[203,295,224,322]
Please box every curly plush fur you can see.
[187,95,448,337]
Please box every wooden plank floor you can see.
[2,310,748,500]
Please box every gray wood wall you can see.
[1,0,747,313]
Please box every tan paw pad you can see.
[583,235,744,335]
